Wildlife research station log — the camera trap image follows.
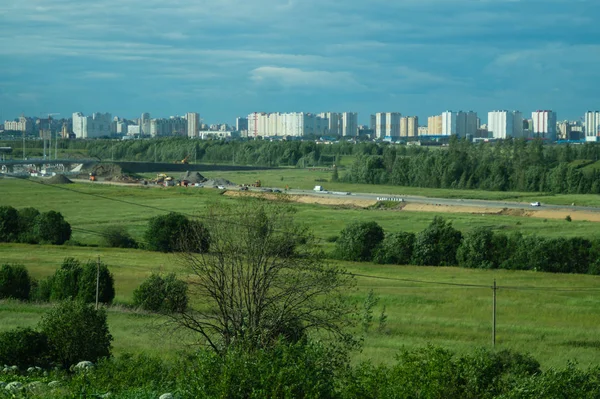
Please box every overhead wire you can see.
[3,173,600,293]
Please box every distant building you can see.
[187,112,200,138]
[247,112,329,137]
[236,117,248,132]
[140,113,151,136]
[441,111,456,136]
[427,115,442,135]
[418,126,428,136]
[584,111,600,142]
[375,112,400,139]
[341,112,358,137]
[455,111,478,137]
[72,112,112,138]
[3,116,34,134]
[400,116,418,137]
[532,110,557,141]
[487,110,524,139]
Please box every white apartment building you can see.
[247,112,329,137]
[140,113,151,136]
[319,112,341,136]
[375,112,400,138]
[584,111,600,142]
[72,112,112,138]
[532,110,557,141]
[441,111,456,136]
[187,112,200,138]
[341,112,358,137]
[400,116,418,137]
[487,110,523,139]
[3,116,33,134]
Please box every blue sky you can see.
[1,0,599,125]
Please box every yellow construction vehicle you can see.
[174,155,190,164]
[252,180,261,188]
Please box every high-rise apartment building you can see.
[441,111,456,136]
[455,111,478,137]
[3,116,34,134]
[400,116,418,137]
[487,111,524,139]
[584,111,600,142]
[140,113,151,136]
[187,112,200,138]
[247,112,330,137]
[427,115,442,135]
[375,112,400,138]
[532,110,557,141]
[341,112,358,137]
[72,112,112,138]
[318,112,341,136]
[236,117,248,132]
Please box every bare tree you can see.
[173,201,356,354]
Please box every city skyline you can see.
[0,0,599,124]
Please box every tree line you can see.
[343,137,600,194]
[333,216,600,275]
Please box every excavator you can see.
[174,155,190,164]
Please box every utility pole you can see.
[95,256,100,310]
[492,279,497,348]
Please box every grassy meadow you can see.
[1,175,600,368]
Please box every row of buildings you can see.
[4,110,600,142]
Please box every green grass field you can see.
[2,176,600,368]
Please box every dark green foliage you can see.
[30,275,54,302]
[0,327,49,369]
[39,300,113,369]
[50,257,83,301]
[133,273,187,313]
[0,205,19,242]
[34,210,72,245]
[412,216,463,266]
[457,227,497,269]
[0,263,32,300]
[373,232,415,265]
[144,212,209,253]
[335,221,384,261]
[16,207,40,243]
[101,225,138,248]
[77,259,116,304]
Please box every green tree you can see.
[456,227,496,269]
[77,259,116,304]
[101,225,138,248]
[39,300,113,369]
[17,207,40,243]
[50,258,83,301]
[133,273,188,313]
[0,328,49,369]
[335,221,385,262]
[373,232,415,265]
[412,217,463,266]
[34,210,72,245]
[144,212,209,253]
[0,263,32,300]
[0,205,19,242]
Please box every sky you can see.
[0,0,599,125]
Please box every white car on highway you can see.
[530,201,541,207]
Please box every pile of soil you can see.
[179,171,207,184]
[105,174,139,183]
[203,177,236,187]
[46,175,73,184]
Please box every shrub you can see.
[144,212,207,253]
[565,215,572,222]
[50,258,83,301]
[133,273,187,313]
[334,221,384,262]
[456,227,496,269]
[0,205,19,242]
[30,276,54,302]
[77,259,116,304]
[34,210,72,245]
[17,207,41,243]
[39,300,113,369]
[0,263,32,300]
[101,225,138,248]
[373,232,415,265]
[0,328,49,369]
[412,216,463,266]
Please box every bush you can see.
[77,259,116,304]
[334,221,384,262]
[101,225,138,248]
[373,232,415,265]
[144,212,209,253]
[17,207,40,243]
[0,205,19,242]
[0,263,32,300]
[50,258,83,301]
[0,328,49,369]
[412,216,463,266]
[40,300,113,369]
[457,227,497,269]
[31,276,54,302]
[34,210,72,245]
[133,273,188,313]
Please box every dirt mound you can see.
[92,163,122,177]
[46,174,73,184]
[180,171,206,184]
[203,177,236,187]
[105,174,140,184]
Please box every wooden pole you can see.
[96,256,100,310]
[492,279,497,348]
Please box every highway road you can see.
[285,189,600,214]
